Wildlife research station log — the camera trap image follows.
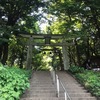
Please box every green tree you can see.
[0,0,45,64]
[48,0,100,66]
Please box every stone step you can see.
[30,84,54,86]
[21,93,56,97]
[20,71,97,100]
[71,97,97,100]
[25,90,87,93]
[25,91,95,98]
[21,97,60,100]
[59,86,84,89]
[60,89,87,93]
[23,91,56,93]
[21,97,96,100]
[70,92,92,97]
[28,87,56,90]
[64,93,92,97]
[59,87,87,92]
[22,92,93,98]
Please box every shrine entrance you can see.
[20,34,73,70]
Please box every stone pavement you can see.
[20,71,97,100]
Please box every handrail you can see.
[56,74,71,100]
[50,70,71,100]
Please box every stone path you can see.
[20,71,97,100]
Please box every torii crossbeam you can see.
[19,34,74,46]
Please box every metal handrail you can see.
[56,74,71,100]
[50,70,71,100]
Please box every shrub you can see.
[69,66,85,74]
[0,64,30,100]
[69,66,100,97]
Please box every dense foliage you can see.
[69,66,100,97]
[68,66,85,74]
[0,0,100,69]
[0,64,31,100]
[48,0,100,67]
[0,0,46,65]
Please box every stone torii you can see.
[20,34,73,70]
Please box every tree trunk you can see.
[58,50,64,71]
[10,55,16,66]
[90,8,100,38]
[74,39,81,66]
[0,45,3,61]
[19,53,24,69]
[86,37,90,59]
[1,42,9,64]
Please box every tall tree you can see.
[0,0,45,64]
[48,0,100,66]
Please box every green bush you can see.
[0,64,30,100]
[69,66,85,74]
[69,66,100,97]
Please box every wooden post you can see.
[62,42,70,70]
[26,36,33,69]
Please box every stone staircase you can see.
[21,71,58,100]
[57,71,97,100]
[20,71,97,100]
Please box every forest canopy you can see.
[0,0,100,69]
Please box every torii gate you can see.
[20,34,73,70]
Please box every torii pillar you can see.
[26,36,33,69]
[62,43,70,70]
